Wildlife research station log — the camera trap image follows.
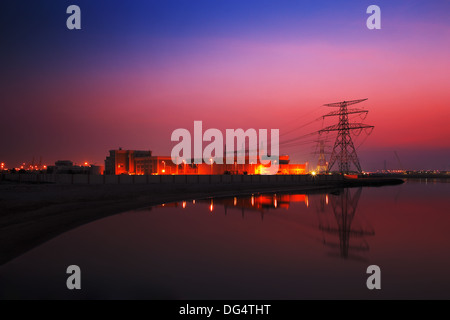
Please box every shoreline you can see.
[0,177,403,266]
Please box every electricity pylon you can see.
[316,140,328,174]
[319,99,374,174]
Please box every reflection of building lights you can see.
[251,195,254,206]
[305,195,309,207]
[182,201,186,209]
[274,198,278,208]
[209,199,214,212]
[193,200,196,204]
[326,194,329,205]
[233,197,237,206]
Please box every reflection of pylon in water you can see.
[318,188,374,260]
[314,193,328,214]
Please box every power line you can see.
[318,99,374,174]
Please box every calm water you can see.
[1,180,449,299]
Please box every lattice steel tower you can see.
[316,140,328,174]
[319,99,374,174]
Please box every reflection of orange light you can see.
[209,199,214,212]
[193,200,196,204]
[182,201,186,209]
[233,197,237,206]
[259,195,272,206]
[326,195,329,205]
[251,196,254,206]
[274,198,278,208]
[305,195,309,207]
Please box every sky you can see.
[1,0,449,170]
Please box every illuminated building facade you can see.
[135,156,178,175]
[105,149,152,175]
[105,149,306,175]
[195,155,306,175]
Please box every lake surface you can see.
[1,179,449,299]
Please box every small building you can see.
[47,160,104,175]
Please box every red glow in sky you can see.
[1,1,449,170]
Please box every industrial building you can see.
[105,149,153,175]
[105,149,306,175]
